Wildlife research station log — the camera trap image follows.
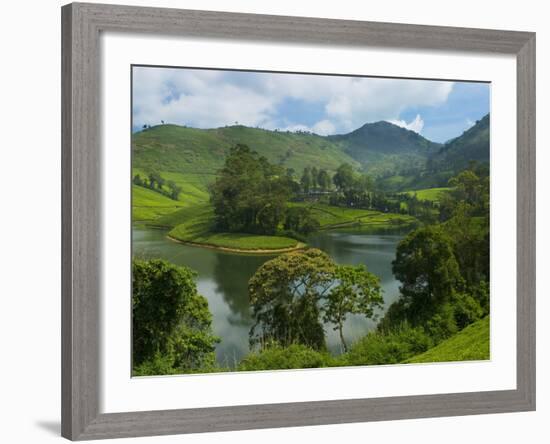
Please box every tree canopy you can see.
[248,248,384,351]
[210,144,291,235]
[132,258,219,374]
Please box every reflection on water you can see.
[132,227,404,367]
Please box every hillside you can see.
[376,115,490,190]
[431,114,490,174]
[132,124,360,177]
[329,121,441,176]
[132,116,490,204]
[406,316,490,363]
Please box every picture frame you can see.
[61,2,536,440]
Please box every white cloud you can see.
[132,67,454,135]
[312,119,336,136]
[388,114,425,134]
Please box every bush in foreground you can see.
[238,344,333,371]
[338,325,433,366]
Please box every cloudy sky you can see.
[132,66,490,143]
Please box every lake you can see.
[132,227,405,367]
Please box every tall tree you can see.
[167,180,182,201]
[311,167,319,192]
[333,163,354,191]
[300,167,312,194]
[323,264,383,352]
[392,225,462,326]
[248,249,335,350]
[317,169,331,192]
[210,144,290,234]
[132,258,219,374]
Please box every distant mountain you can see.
[328,121,441,176]
[431,114,490,172]
[132,116,489,193]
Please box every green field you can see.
[132,185,185,221]
[291,202,417,230]
[137,197,418,251]
[403,187,451,203]
[406,316,490,363]
[132,168,212,222]
[164,204,301,252]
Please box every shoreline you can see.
[166,235,307,255]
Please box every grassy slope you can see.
[291,202,417,230]
[133,124,360,175]
[403,187,451,203]
[166,204,300,251]
[132,185,185,221]
[132,124,361,223]
[406,317,490,363]
[162,200,414,251]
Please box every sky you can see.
[132,66,490,143]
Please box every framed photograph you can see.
[61,2,536,440]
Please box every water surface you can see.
[133,227,405,366]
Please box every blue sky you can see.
[132,66,490,143]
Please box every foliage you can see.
[248,249,335,350]
[167,204,301,251]
[283,206,320,236]
[323,264,383,352]
[339,324,433,366]
[332,163,355,191]
[391,225,462,326]
[132,258,219,374]
[238,343,332,371]
[381,167,490,342]
[248,249,384,352]
[210,144,291,235]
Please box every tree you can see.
[317,169,331,192]
[323,264,383,352]
[132,258,219,373]
[167,180,182,201]
[311,167,319,192]
[391,226,462,327]
[210,144,290,234]
[248,249,335,350]
[332,163,354,191]
[147,171,164,190]
[132,174,144,187]
[300,167,312,194]
[283,206,320,236]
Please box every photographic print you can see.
[131,66,490,376]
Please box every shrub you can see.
[339,325,433,366]
[238,344,332,371]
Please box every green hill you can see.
[132,117,490,222]
[406,316,490,363]
[133,124,360,177]
[434,114,490,170]
[375,115,490,191]
[329,121,441,176]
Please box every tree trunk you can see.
[339,324,348,353]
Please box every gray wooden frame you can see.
[61,2,536,440]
